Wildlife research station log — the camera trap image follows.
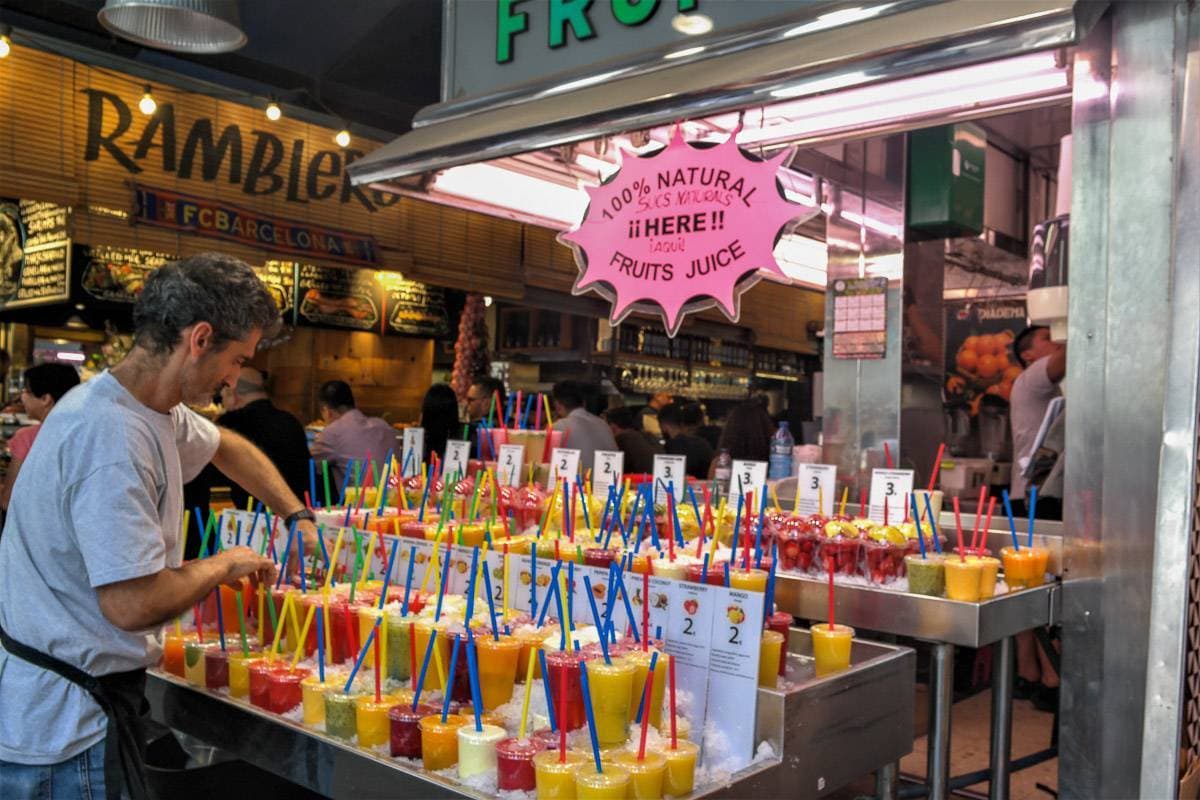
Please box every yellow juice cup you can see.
[420,714,467,770]
[758,630,784,688]
[968,555,1001,599]
[475,635,523,709]
[729,568,768,592]
[585,659,636,746]
[659,741,699,797]
[624,650,667,728]
[534,750,587,799]
[183,641,218,687]
[412,620,451,690]
[356,607,387,672]
[651,559,689,581]
[300,674,343,725]
[456,522,488,548]
[356,695,402,748]
[457,723,507,779]
[1000,546,1048,589]
[811,623,854,677]
[655,715,691,743]
[943,558,984,602]
[613,750,667,799]
[575,763,631,799]
[227,652,261,699]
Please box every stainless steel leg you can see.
[989,636,1014,800]
[927,642,954,800]
[875,761,898,800]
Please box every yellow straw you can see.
[246,496,254,512]
[324,528,346,589]
[393,518,400,536]
[420,533,444,594]
[710,499,726,558]
[770,484,783,514]
[175,502,187,636]
[528,464,535,487]
[291,603,317,670]
[793,474,802,515]
[839,486,849,517]
[432,629,446,689]
[361,530,377,586]
[257,584,265,642]
[517,646,537,739]
[542,394,554,427]
[287,592,302,650]
[502,551,510,621]
[269,592,294,660]
[322,588,332,658]
[557,569,571,643]
[818,486,824,517]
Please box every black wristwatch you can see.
[284,508,316,528]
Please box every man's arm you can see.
[211,427,319,549]
[96,547,274,631]
[1047,346,1066,384]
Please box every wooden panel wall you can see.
[260,328,432,425]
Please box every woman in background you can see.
[420,383,460,464]
[1,363,81,510]
[710,399,776,475]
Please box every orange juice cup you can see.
[162,630,197,677]
[226,652,261,699]
[420,714,467,770]
[586,659,636,746]
[575,763,631,799]
[534,750,587,799]
[356,695,402,748]
[729,568,769,592]
[613,751,667,799]
[659,741,699,797]
[624,650,667,728]
[1000,546,1048,589]
[475,635,523,709]
[758,630,784,688]
[969,555,1001,599]
[457,723,507,779]
[943,558,984,602]
[516,625,555,680]
[811,623,854,677]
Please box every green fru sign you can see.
[497,0,699,63]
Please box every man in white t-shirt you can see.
[1009,325,1066,518]
[0,253,321,799]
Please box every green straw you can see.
[234,591,249,657]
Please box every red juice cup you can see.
[584,548,619,569]
[544,649,586,731]
[764,611,792,677]
[266,667,310,714]
[389,702,438,758]
[530,727,559,750]
[204,648,230,689]
[248,660,280,709]
[496,737,541,791]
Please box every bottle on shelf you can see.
[714,449,733,499]
[768,422,795,480]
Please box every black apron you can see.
[0,621,149,800]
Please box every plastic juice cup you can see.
[685,560,728,587]
[613,750,667,800]
[758,630,784,688]
[656,715,691,742]
[301,674,342,725]
[457,723,507,779]
[516,626,555,680]
[764,611,792,677]
[729,568,768,592]
[204,647,230,689]
[497,737,542,791]
[161,631,197,677]
[227,653,260,699]
[475,635,522,709]
[356,694,402,749]
[1000,546,1048,589]
[586,659,636,746]
[575,763,631,799]
[534,750,587,799]
[651,559,689,581]
[356,606,386,672]
[911,489,943,528]
[584,548,618,569]
[659,741,699,797]
[265,668,309,713]
[545,650,586,731]
[943,558,985,602]
[412,621,451,691]
[968,555,1001,599]
[456,522,488,548]
[324,691,361,741]
[183,641,217,687]
[811,623,854,677]
[904,554,946,596]
[628,554,655,575]
[624,650,667,728]
[247,660,281,709]
[384,610,413,682]
[419,714,467,770]
[389,702,437,758]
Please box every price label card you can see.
[731,460,768,498]
[443,440,471,482]
[593,450,624,502]
[652,454,687,504]
[797,464,838,516]
[574,565,611,629]
[664,581,717,742]
[625,572,673,643]
[548,448,582,488]
[400,428,425,477]
[498,444,526,488]
[216,510,242,552]
[869,468,914,523]
[705,587,765,771]
[504,554,534,616]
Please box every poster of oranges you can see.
[945,300,1027,414]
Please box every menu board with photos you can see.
[80,244,173,303]
[0,200,72,309]
[257,260,297,320]
[379,272,449,337]
[295,262,382,332]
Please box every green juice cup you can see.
[385,610,412,683]
[905,554,945,597]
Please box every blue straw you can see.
[634,652,660,724]
[376,450,394,516]
[669,480,684,546]
[596,486,615,544]
[911,493,927,558]
[466,630,483,731]
[602,562,619,623]
[502,392,514,429]
[342,506,353,528]
[234,519,242,548]
[764,540,779,619]
[295,524,306,593]
[578,662,604,774]
[567,561,575,624]
[730,490,743,567]
[214,585,226,651]
[618,570,640,643]
[342,618,380,693]
[377,536,401,610]
[535,564,560,628]
[247,502,263,549]
[576,475,591,532]
[701,552,710,583]
[481,563,500,640]
[275,521,298,589]
[316,608,325,682]
[412,629,438,710]
[754,488,767,568]
[724,561,731,587]
[644,497,660,550]
[538,649,557,731]
[1002,490,1020,551]
[401,546,417,616]
[441,634,461,723]
[316,525,329,569]
[520,394,534,429]
[687,484,703,534]
[464,547,481,623]
[582,576,610,663]
[923,494,942,553]
[531,551,539,623]
[1027,486,1037,548]
[309,459,317,508]
[338,458,355,506]
[435,541,452,622]
[418,462,435,523]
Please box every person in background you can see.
[659,402,715,480]
[214,366,310,511]
[637,392,673,439]
[551,380,617,468]
[710,399,776,475]
[0,363,80,511]
[420,383,460,464]
[605,406,663,474]
[465,375,505,458]
[696,403,721,451]
[310,380,398,490]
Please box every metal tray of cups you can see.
[772,576,1060,648]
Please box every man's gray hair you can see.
[133,253,281,355]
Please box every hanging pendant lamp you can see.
[98,0,247,53]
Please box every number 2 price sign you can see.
[498,444,525,488]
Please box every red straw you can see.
[827,558,835,632]
[883,442,893,469]
[642,573,650,651]
[903,493,910,523]
[696,486,710,558]
[978,496,997,553]
[742,493,753,569]
[952,496,966,561]
[928,443,946,491]
[883,496,889,526]
[374,634,382,702]
[637,667,654,760]
[668,657,678,750]
[558,657,568,762]
[194,605,203,643]
[667,493,676,562]
[859,490,866,518]
[971,485,987,550]
[409,622,417,691]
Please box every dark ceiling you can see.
[2,0,444,136]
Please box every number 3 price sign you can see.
[868,469,914,524]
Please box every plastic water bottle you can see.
[714,449,732,499]
[768,422,795,480]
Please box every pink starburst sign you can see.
[558,127,814,335]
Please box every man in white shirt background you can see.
[1009,325,1066,519]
